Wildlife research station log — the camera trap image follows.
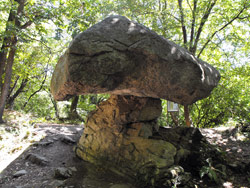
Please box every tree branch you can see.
[23,53,51,108]
[7,78,28,109]
[191,0,217,55]
[186,0,193,11]
[20,20,33,29]
[178,0,188,47]
[8,75,20,98]
[189,0,198,51]
[197,2,250,58]
[23,68,48,108]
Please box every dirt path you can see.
[0,124,249,188]
[0,124,135,188]
[200,127,250,166]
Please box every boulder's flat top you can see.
[51,15,220,105]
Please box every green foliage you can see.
[77,94,110,120]
[0,0,249,126]
[158,100,185,127]
[191,63,250,128]
[200,158,226,184]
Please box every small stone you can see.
[61,136,76,144]
[54,167,73,179]
[231,147,238,152]
[25,153,49,166]
[34,140,54,146]
[53,137,59,141]
[13,170,27,178]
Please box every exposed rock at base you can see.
[76,95,175,184]
[76,95,225,187]
[51,15,220,105]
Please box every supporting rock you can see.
[76,96,221,187]
[76,96,176,182]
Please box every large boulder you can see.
[76,95,226,187]
[51,15,220,105]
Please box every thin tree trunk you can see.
[7,75,19,99]
[0,44,17,123]
[70,96,79,117]
[7,78,28,109]
[0,46,8,90]
[23,71,47,108]
[184,105,191,127]
[48,91,60,120]
[69,96,83,121]
[170,112,179,127]
[178,0,188,46]
[52,99,60,119]
[0,9,15,91]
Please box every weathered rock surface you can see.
[51,15,220,105]
[75,95,224,187]
[50,15,223,187]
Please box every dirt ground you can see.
[0,124,249,188]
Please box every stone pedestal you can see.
[76,95,220,187]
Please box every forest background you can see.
[0,0,249,128]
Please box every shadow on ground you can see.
[0,124,135,188]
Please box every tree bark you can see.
[0,6,16,91]
[69,96,83,121]
[170,112,179,127]
[0,0,26,122]
[189,0,197,52]
[0,44,8,91]
[0,43,17,123]
[190,0,217,55]
[178,0,188,46]
[6,78,28,109]
[184,105,191,127]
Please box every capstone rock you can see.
[51,15,220,105]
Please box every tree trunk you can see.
[170,112,179,127]
[6,78,28,109]
[0,9,15,91]
[0,43,17,123]
[184,105,191,127]
[7,75,20,99]
[69,96,82,120]
[0,46,8,91]
[48,92,60,120]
